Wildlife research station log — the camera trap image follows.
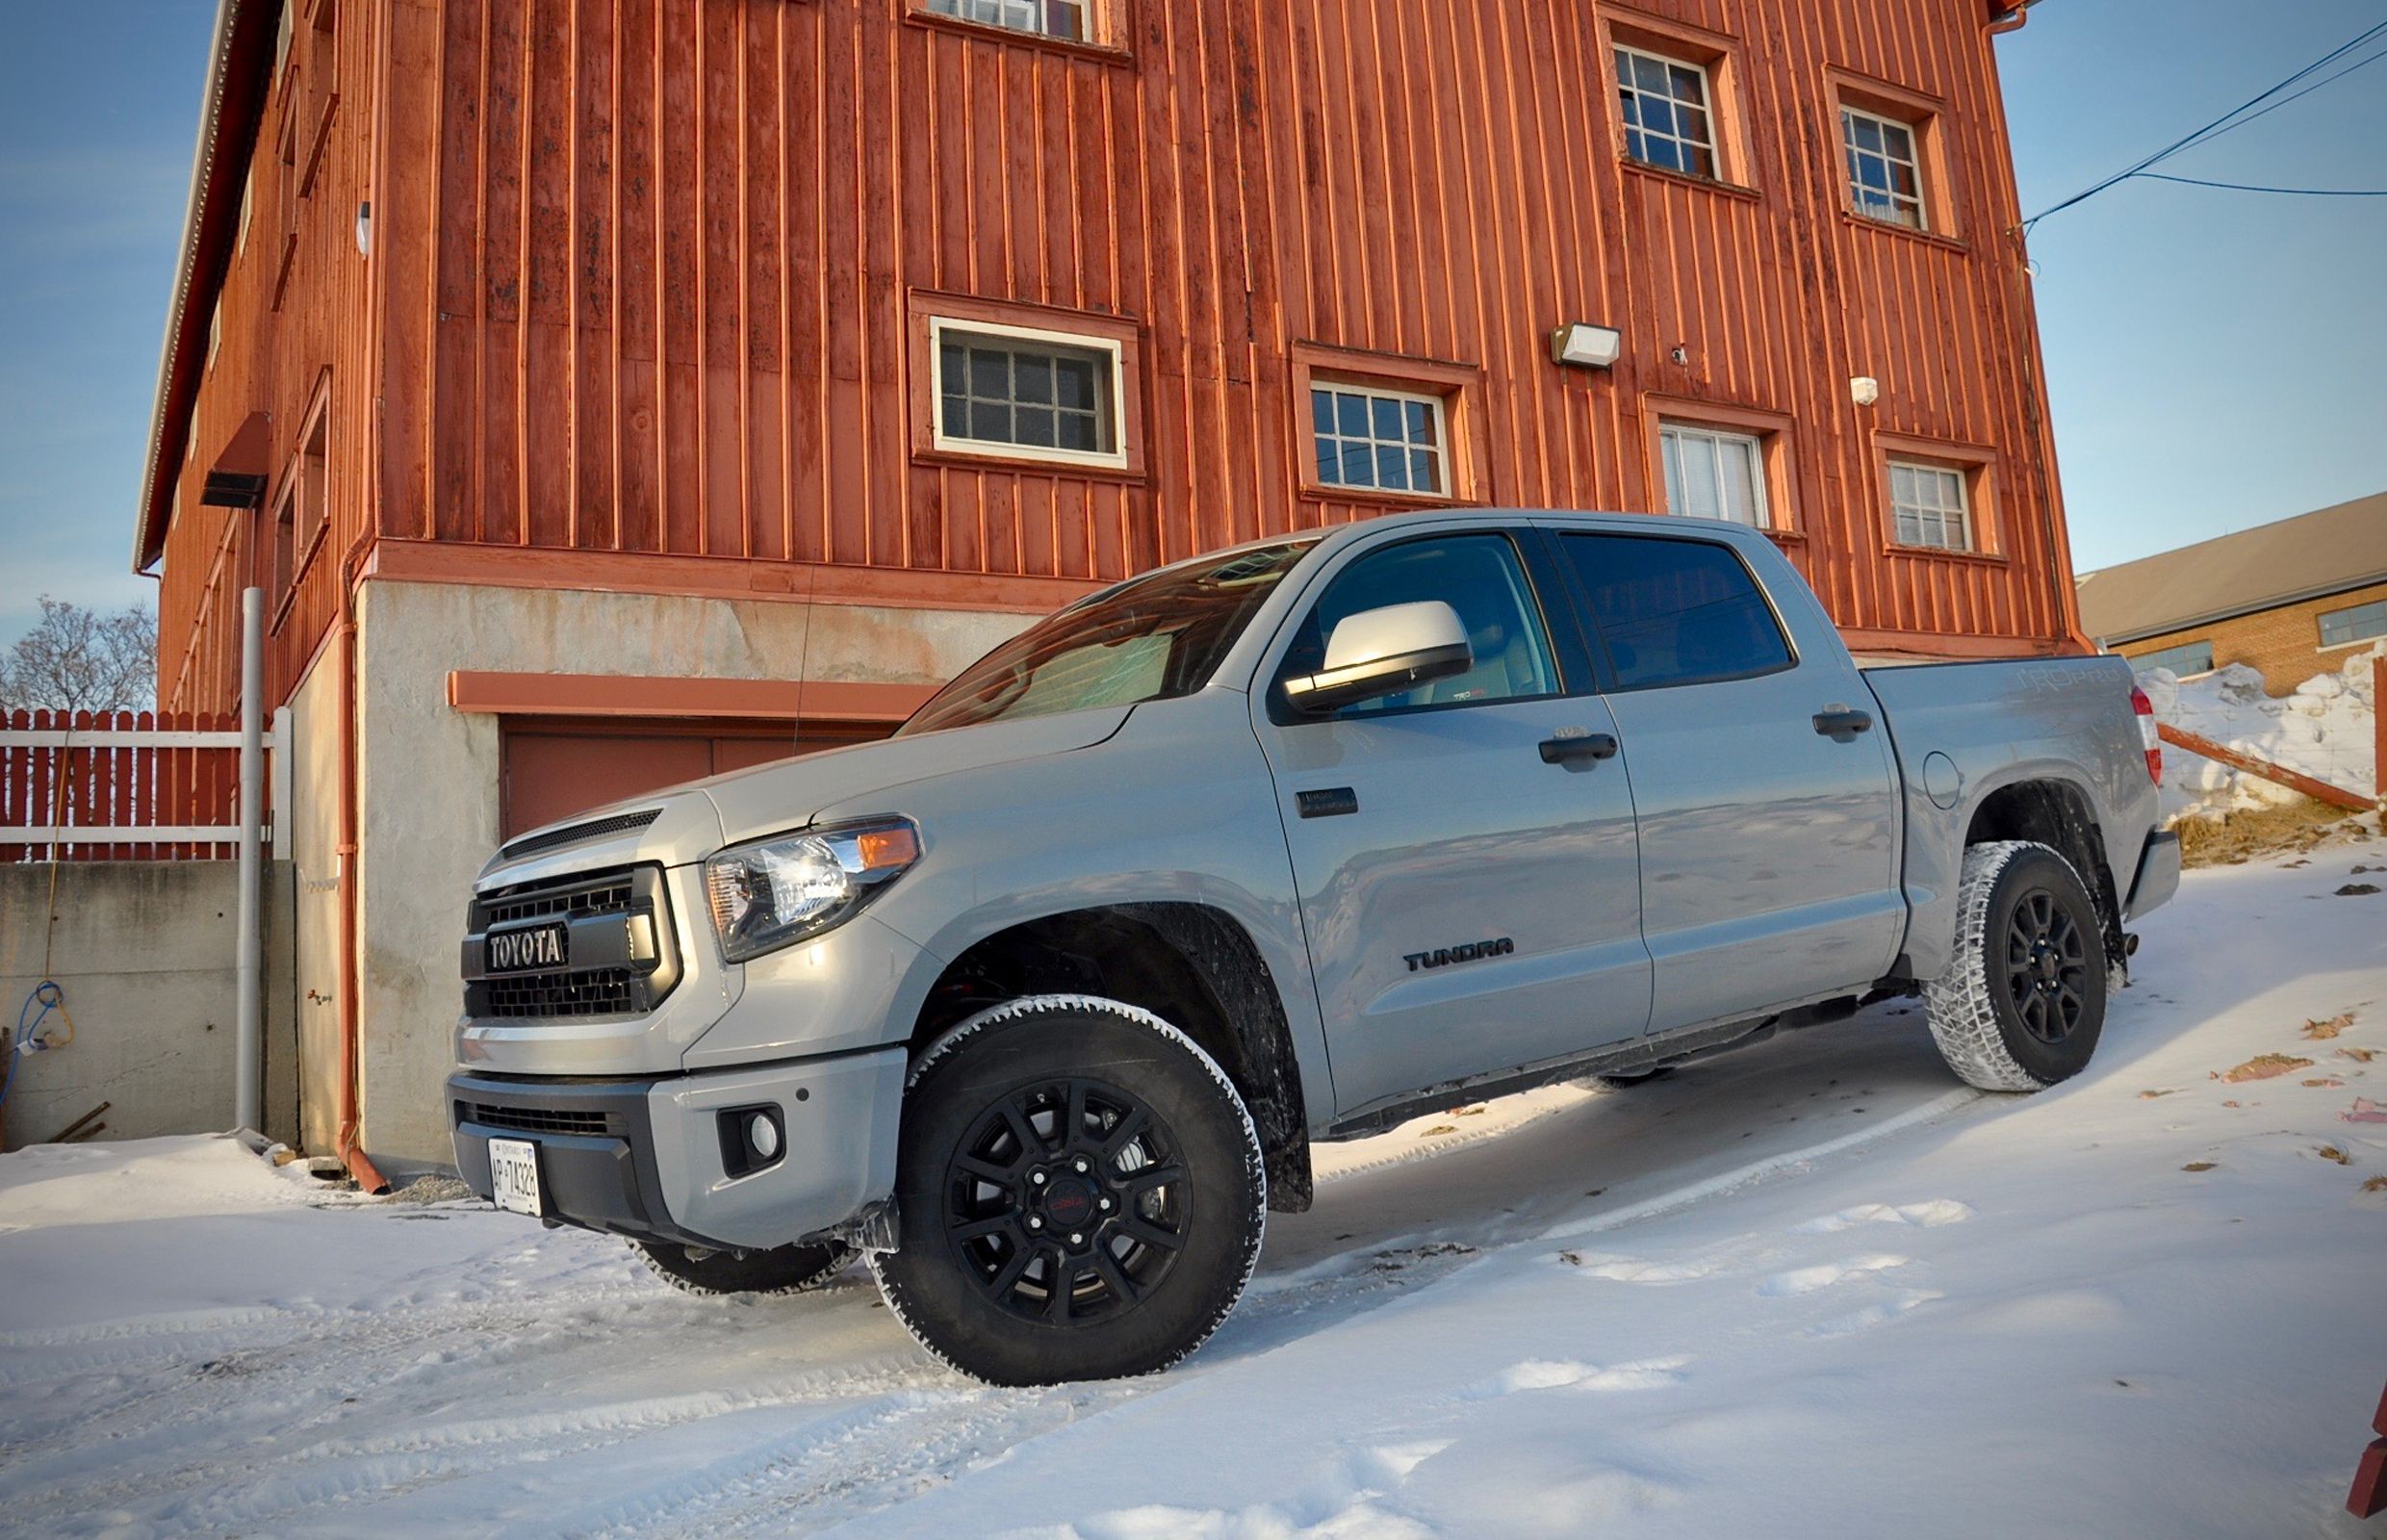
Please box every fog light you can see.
[717,1105,786,1178]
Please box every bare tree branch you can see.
[0,597,160,714]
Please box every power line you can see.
[2133,171,2387,197]
[2178,43,2387,149]
[2024,19,2387,229]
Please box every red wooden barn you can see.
[138,0,2080,1169]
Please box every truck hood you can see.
[699,706,1135,852]
[477,706,1133,885]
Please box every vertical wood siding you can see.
[162,0,2076,713]
[158,1,379,715]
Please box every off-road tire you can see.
[634,1238,856,1296]
[870,994,1266,1386]
[1925,840,2108,1091]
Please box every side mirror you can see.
[1283,601,1475,715]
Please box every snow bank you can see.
[6,856,2385,1537]
[2137,640,2381,820]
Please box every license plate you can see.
[486,921,568,975]
[488,1138,545,1217]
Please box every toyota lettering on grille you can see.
[487,922,568,974]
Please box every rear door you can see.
[1252,527,1651,1116]
[1544,528,1903,1032]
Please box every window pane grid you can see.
[1615,45,1718,180]
[1312,385,1448,497]
[2319,599,2387,648]
[2135,641,2215,678]
[937,327,1117,460]
[1887,459,1971,552]
[926,0,1090,41]
[1841,105,1926,229]
[1658,424,1769,528]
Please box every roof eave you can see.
[2094,569,2387,647]
[133,0,278,576]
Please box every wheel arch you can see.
[908,901,1318,1213]
[1962,776,2126,967]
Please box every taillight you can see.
[2131,685,2162,785]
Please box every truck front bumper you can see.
[449,1048,905,1252]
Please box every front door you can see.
[1252,530,1651,1117]
[1544,528,1904,1032]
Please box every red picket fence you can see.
[1,709,245,861]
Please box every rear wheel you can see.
[871,996,1266,1386]
[634,1238,855,1296]
[1925,840,2108,1091]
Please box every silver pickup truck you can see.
[449,509,2178,1384]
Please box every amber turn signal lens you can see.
[856,825,920,871]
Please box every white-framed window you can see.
[1888,459,1972,551]
[1614,45,1718,179]
[1841,104,1927,229]
[931,318,1126,469]
[2135,640,2215,678]
[1659,423,1769,528]
[2319,598,2387,649]
[926,0,1091,41]
[1311,384,1450,498]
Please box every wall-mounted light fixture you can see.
[1850,375,1881,407]
[356,200,372,257]
[1551,322,1624,370]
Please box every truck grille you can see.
[464,865,679,1023]
[477,966,641,1019]
[455,1100,620,1138]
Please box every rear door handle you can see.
[1812,707,1874,741]
[1539,732,1620,765]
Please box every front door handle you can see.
[1539,732,1620,766]
[1812,706,1874,741]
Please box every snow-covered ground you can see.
[6,850,2386,1539]
[2142,642,2381,820]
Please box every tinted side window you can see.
[1277,534,1559,714]
[1557,533,1792,689]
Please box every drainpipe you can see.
[334,532,388,1194]
[234,586,264,1134]
[1983,0,2090,654]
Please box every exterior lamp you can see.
[1551,322,1624,370]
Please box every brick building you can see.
[140,0,2081,1172]
[2077,491,2387,695]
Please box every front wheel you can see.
[1925,840,2109,1091]
[870,996,1266,1386]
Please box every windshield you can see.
[898,540,1319,736]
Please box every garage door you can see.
[500,718,888,840]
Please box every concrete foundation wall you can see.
[0,860,296,1152]
[348,578,1029,1167]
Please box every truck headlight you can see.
[703,818,921,962]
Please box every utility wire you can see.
[2177,43,2387,149]
[2024,18,2387,229]
[2133,171,2387,196]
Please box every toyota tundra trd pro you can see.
[450,509,2178,1385]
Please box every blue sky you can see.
[0,1,2380,646]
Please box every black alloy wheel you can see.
[940,1078,1188,1325]
[870,997,1266,1386]
[2004,886,2091,1045]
